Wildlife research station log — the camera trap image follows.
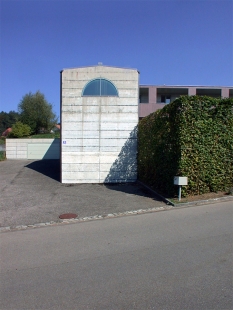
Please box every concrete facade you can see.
[61,65,139,183]
[139,85,233,118]
[6,139,60,159]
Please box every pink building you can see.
[139,85,233,119]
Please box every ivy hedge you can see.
[138,96,233,197]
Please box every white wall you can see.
[61,65,139,183]
[6,139,60,159]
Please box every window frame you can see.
[82,78,119,97]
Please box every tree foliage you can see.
[0,110,19,134]
[9,122,31,138]
[18,91,57,134]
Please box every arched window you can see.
[82,78,118,96]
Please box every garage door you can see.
[27,142,60,159]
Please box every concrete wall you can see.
[61,65,139,183]
[6,139,60,159]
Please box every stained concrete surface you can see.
[0,159,166,228]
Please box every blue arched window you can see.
[82,78,118,96]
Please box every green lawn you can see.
[28,132,60,139]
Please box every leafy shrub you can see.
[138,96,233,197]
[0,151,5,161]
[0,137,5,144]
[8,121,31,138]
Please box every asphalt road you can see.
[1,201,232,310]
[0,160,165,228]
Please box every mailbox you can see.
[174,176,188,186]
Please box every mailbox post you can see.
[174,176,188,201]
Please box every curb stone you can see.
[172,195,233,208]
[137,180,233,208]
[0,205,171,233]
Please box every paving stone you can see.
[0,227,11,232]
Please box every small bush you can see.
[8,122,31,138]
[0,137,5,145]
[0,151,5,161]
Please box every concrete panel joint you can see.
[61,66,139,183]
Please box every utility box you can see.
[174,176,188,186]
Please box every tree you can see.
[9,122,31,138]
[18,91,57,134]
[0,111,20,134]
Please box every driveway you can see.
[0,160,166,228]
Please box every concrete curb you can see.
[137,180,233,208]
[0,205,173,233]
[172,195,233,207]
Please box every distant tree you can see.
[18,91,57,134]
[0,110,20,134]
[8,122,31,138]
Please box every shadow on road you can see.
[25,160,60,182]
[103,183,164,202]
[24,160,163,202]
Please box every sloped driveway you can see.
[0,160,166,228]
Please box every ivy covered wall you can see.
[138,96,233,196]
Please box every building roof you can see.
[140,84,233,88]
[2,128,12,137]
[61,64,138,72]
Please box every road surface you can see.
[1,201,232,309]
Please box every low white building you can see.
[60,65,139,183]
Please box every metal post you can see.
[178,185,182,201]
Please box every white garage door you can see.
[27,143,60,159]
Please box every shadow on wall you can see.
[27,139,60,160]
[42,141,60,159]
[104,126,138,183]
[104,126,164,202]
[25,159,60,182]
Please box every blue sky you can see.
[0,0,232,119]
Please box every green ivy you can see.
[138,96,233,197]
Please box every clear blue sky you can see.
[1,0,232,120]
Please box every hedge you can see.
[138,96,233,197]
